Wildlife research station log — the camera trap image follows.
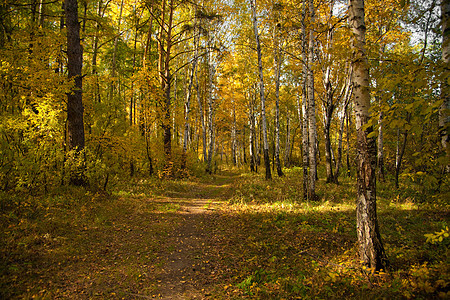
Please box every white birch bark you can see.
[250,0,271,179]
[206,33,216,174]
[307,0,317,199]
[349,0,387,270]
[183,14,199,155]
[274,19,283,177]
[301,0,309,200]
[284,109,291,168]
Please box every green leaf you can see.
[367,131,377,138]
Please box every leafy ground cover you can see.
[0,168,448,299]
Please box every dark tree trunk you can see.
[440,0,449,171]
[158,0,174,174]
[66,0,86,186]
[163,71,172,163]
[324,102,336,183]
[346,108,351,176]
[334,98,350,183]
[243,125,247,164]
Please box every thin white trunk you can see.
[301,0,309,200]
[274,20,283,177]
[335,72,352,182]
[307,0,317,199]
[196,66,207,162]
[284,110,291,167]
[183,14,199,153]
[207,34,216,173]
[250,0,271,179]
[232,102,237,165]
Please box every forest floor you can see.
[0,168,449,299]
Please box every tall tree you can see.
[318,2,348,184]
[300,0,309,200]
[273,12,284,177]
[110,0,124,102]
[349,0,387,270]
[249,90,258,172]
[334,70,352,184]
[250,0,271,180]
[307,0,317,199]
[156,0,175,173]
[206,30,216,174]
[182,8,200,169]
[441,0,449,162]
[91,0,104,104]
[66,0,86,186]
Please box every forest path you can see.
[153,172,236,299]
[0,170,240,300]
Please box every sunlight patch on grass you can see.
[225,200,355,216]
[388,198,418,211]
[159,202,181,213]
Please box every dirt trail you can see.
[154,175,234,299]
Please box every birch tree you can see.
[182,8,200,169]
[307,0,317,199]
[349,0,387,270]
[273,11,284,177]
[250,0,271,180]
[206,32,216,174]
[300,0,309,199]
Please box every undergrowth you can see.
[0,167,448,299]
[216,167,449,299]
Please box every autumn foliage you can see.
[0,0,449,298]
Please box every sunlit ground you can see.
[0,167,448,299]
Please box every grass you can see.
[0,167,448,299]
[208,167,449,299]
[0,186,179,299]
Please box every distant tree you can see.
[249,0,271,180]
[273,7,284,177]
